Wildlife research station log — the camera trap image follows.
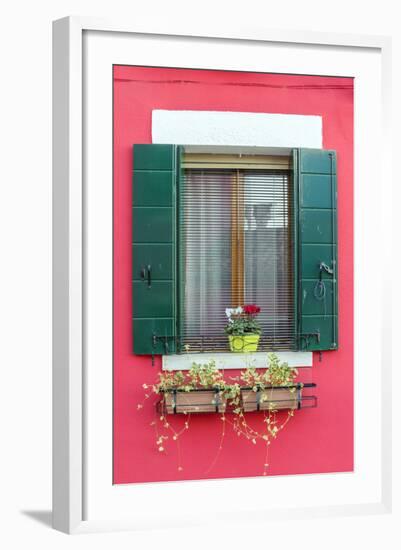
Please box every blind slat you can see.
[179,169,295,352]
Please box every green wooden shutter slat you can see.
[299,149,337,175]
[132,207,173,243]
[133,171,174,207]
[133,144,176,170]
[132,144,178,355]
[132,244,173,281]
[295,148,338,351]
[133,319,174,355]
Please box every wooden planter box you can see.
[163,389,227,414]
[241,387,300,412]
[158,384,317,415]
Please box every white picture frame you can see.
[52,16,393,534]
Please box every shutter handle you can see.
[319,262,333,276]
[140,266,146,281]
[147,265,152,288]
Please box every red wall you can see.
[113,66,354,484]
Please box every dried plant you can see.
[138,353,301,476]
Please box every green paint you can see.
[132,244,173,281]
[133,144,176,171]
[295,148,338,351]
[133,171,174,207]
[132,144,178,354]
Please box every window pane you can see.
[243,171,294,349]
[180,168,294,352]
[180,170,233,347]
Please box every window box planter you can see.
[163,388,227,414]
[241,387,299,411]
[158,383,317,415]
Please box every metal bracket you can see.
[214,388,220,413]
[172,389,177,414]
[151,334,176,362]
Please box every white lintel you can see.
[152,110,322,148]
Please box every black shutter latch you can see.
[319,262,334,276]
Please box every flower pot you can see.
[163,389,227,414]
[228,334,260,352]
[241,386,299,412]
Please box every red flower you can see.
[243,304,261,315]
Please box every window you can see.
[180,154,295,351]
[132,145,338,356]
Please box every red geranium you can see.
[242,304,261,316]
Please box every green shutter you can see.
[294,148,338,351]
[132,144,180,355]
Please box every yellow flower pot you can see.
[228,334,260,353]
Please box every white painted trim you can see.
[58,16,391,49]
[163,351,313,370]
[52,17,83,534]
[152,110,322,148]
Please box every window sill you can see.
[162,351,313,371]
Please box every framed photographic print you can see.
[52,17,392,534]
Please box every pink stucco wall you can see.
[113,65,354,484]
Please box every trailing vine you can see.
[138,353,302,476]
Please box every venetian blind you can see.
[178,166,295,352]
